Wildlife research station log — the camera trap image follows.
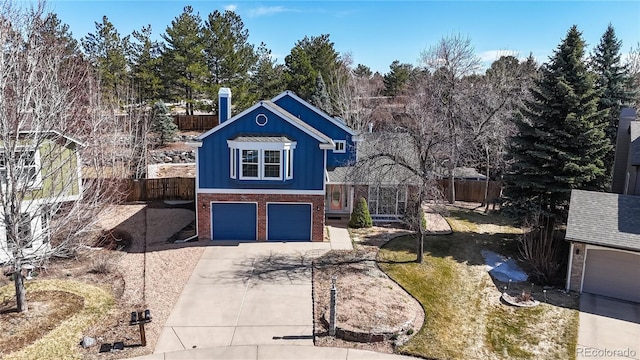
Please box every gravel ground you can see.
[82,204,205,359]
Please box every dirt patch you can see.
[313,246,424,353]
[0,290,84,355]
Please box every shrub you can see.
[349,197,373,228]
[88,252,114,275]
[151,101,178,145]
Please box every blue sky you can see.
[45,0,640,74]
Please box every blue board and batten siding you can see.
[198,105,325,191]
[211,202,257,240]
[273,94,355,167]
[267,203,312,241]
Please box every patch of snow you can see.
[481,250,528,282]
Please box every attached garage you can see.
[582,249,640,303]
[267,203,312,241]
[211,202,257,240]
[566,190,640,304]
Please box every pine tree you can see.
[503,25,610,220]
[81,16,131,103]
[250,42,286,100]
[202,10,258,113]
[285,34,340,100]
[310,73,333,114]
[131,25,164,103]
[161,6,208,115]
[152,101,177,145]
[383,60,413,96]
[590,24,635,186]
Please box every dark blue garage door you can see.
[211,203,257,240]
[267,203,312,241]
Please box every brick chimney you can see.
[218,87,232,123]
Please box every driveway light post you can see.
[329,276,337,336]
[129,309,152,346]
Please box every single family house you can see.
[189,88,359,241]
[565,108,640,303]
[0,131,84,263]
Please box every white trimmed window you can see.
[333,140,346,153]
[241,149,260,179]
[0,148,41,187]
[368,186,407,216]
[263,150,281,179]
[228,138,296,181]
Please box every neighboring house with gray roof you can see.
[565,108,640,303]
[611,108,640,195]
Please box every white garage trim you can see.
[566,242,575,291]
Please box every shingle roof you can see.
[261,101,334,146]
[566,189,640,251]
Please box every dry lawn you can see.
[378,208,579,360]
[313,247,424,353]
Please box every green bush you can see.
[349,197,373,228]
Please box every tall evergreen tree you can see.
[131,25,164,103]
[310,73,333,114]
[42,13,80,56]
[383,60,413,96]
[285,34,340,100]
[503,25,610,220]
[590,24,635,186]
[250,42,286,100]
[161,6,208,115]
[81,16,131,103]
[353,64,373,78]
[202,10,257,113]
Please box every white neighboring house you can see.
[0,131,84,264]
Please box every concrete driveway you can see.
[577,293,640,360]
[154,241,333,353]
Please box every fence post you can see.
[329,276,337,336]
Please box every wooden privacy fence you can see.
[123,178,196,202]
[436,179,502,203]
[116,178,500,203]
[173,115,218,131]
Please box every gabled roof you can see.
[15,130,85,147]
[566,189,640,251]
[271,90,356,136]
[195,100,334,149]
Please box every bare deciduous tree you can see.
[0,1,126,312]
[459,55,538,210]
[350,76,449,263]
[419,34,481,203]
[626,42,640,108]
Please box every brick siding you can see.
[568,242,586,292]
[197,193,325,242]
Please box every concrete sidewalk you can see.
[133,344,417,359]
